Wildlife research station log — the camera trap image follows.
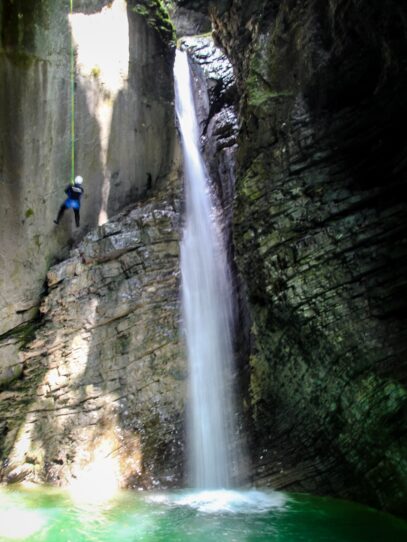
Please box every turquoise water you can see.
[0,486,406,542]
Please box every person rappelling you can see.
[54,176,84,227]
[53,1,84,228]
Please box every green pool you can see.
[0,486,406,541]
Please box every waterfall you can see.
[174,50,239,489]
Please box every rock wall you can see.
[0,0,176,377]
[0,173,185,489]
[179,0,407,516]
[167,4,210,37]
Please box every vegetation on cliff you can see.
[131,0,176,45]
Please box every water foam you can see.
[147,489,287,514]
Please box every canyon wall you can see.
[0,0,176,390]
[177,0,407,516]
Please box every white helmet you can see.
[75,175,83,185]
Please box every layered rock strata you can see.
[179,0,407,516]
[0,182,185,488]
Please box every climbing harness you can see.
[70,0,75,185]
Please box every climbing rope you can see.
[70,0,75,185]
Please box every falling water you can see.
[174,50,239,489]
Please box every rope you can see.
[70,0,75,185]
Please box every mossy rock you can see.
[131,0,176,45]
[0,316,42,350]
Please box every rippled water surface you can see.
[0,487,406,542]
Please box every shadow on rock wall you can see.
[105,3,176,219]
[205,0,407,517]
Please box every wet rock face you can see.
[202,0,407,516]
[0,0,175,350]
[181,36,238,221]
[0,183,186,489]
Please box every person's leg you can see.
[74,208,80,228]
[54,204,66,224]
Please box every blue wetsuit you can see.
[55,183,84,227]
